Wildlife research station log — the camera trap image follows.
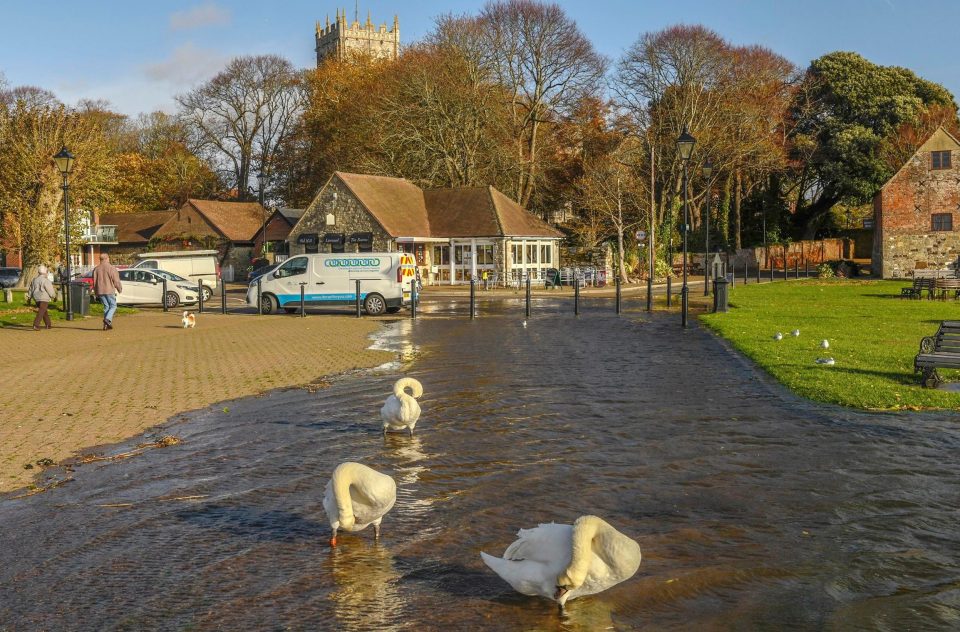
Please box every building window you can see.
[512,243,523,265]
[540,244,552,264]
[932,213,953,231]
[932,150,952,170]
[526,244,538,264]
[476,245,494,265]
[433,245,450,265]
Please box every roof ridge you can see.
[488,186,506,236]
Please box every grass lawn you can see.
[699,279,960,410]
[0,290,135,328]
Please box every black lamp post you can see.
[676,128,696,328]
[54,147,76,321]
[257,171,267,258]
[702,157,713,296]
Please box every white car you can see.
[117,268,199,308]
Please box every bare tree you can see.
[479,0,606,208]
[177,55,304,198]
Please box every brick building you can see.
[873,126,960,278]
[288,172,563,285]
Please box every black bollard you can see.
[221,281,227,314]
[730,263,736,289]
[646,277,652,312]
[470,279,476,319]
[574,275,581,316]
[300,283,306,318]
[355,280,362,318]
[615,276,622,314]
[257,278,263,316]
[757,260,761,284]
[783,257,788,281]
[410,279,417,320]
[666,276,672,307]
[162,278,169,312]
[805,260,810,278]
[769,259,774,282]
[525,275,531,319]
[795,260,800,279]
[198,283,204,313]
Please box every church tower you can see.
[315,8,400,65]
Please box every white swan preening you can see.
[380,377,423,435]
[323,462,397,547]
[481,515,641,608]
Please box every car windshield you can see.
[151,270,190,282]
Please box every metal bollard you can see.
[730,266,736,288]
[198,283,204,313]
[615,277,621,314]
[769,260,774,282]
[757,261,761,284]
[162,278,169,312]
[257,278,263,316]
[805,260,810,278]
[221,281,227,314]
[525,276,531,319]
[470,279,476,319]
[783,258,788,281]
[795,260,799,279]
[300,283,306,318]
[646,277,652,312]
[666,276,672,307]
[574,276,581,316]
[410,279,417,320]
[355,280,362,318]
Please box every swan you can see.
[820,339,830,349]
[773,332,783,341]
[791,329,800,337]
[322,462,397,547]
[380,377,423,435]
[481,515,641,608]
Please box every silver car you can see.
[117,269,199,308]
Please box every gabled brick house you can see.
[873,126,960,278]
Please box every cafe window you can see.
[476,244,494,265]
[526,244,538,264]
[932,213,953,231]
[433,245,450,265]
[512,244,523,265]
[932,150,952,170]
[454,245,465,265]
[540,244,552,264]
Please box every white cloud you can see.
[144,43,227,86]
[169,2,231,31]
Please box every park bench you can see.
[900,277,936,299]
[914,320,960,387]
[935,278,960,300]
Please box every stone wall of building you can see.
[288,178,393,255]
[875,130,960,277]
[315,13,399,64]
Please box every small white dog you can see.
[181,311,196,328]
[380,377,423,435]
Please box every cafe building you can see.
[288,172,563,285]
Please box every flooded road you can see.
[3,299,960,630]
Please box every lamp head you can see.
[703,157,713,178]
[54,146,75,176]
[676,128,696,161]
[256,171,267,190]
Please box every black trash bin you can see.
[69,281,90,316]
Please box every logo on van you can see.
[324,258,381,268]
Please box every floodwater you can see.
[3,297,960,631]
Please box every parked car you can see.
[0,267,21,288]
[116,268,199,308]
[76,265,130,290]
[132,250,219,301]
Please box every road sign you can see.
[635,230,646,240]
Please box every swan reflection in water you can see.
[326,543,406,632]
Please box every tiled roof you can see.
[336,172,431,236]
[187,199,267,242]
[330,172,561,239]
[278,208,305,222]
[99,211,176,243]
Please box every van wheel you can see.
[165,291,180,309]
[260,294,277,315]
[201,286,213,302]
[364,293,386,316]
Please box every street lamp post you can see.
[676,128,696,328]
[54,147,76,321]
[702,157,713,296]
[257,171,267,259]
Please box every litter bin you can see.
[713,276,729,313]
[69,281,90,316]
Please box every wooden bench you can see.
[935,278,960,300]
[901,277,936,299]
[914,321,960,387]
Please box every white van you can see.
[248,252,416,315]
[133,250,219,300]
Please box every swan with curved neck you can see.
[380,377,423,435]
[481,515,641,608]
[322,462,396,547]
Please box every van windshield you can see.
[276,258,308,278]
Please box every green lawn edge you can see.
[0,290,136,328]
[699,279,960,411]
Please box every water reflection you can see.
[326,543,405,632]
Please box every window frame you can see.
[932,212,954,232]
[932,150,952,170]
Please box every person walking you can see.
[92,253,123,330]
[29,265,57,331]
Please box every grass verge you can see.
[699,279,960,410]
[0,290,135,328]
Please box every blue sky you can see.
[2,1,958,116]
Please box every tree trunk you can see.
[733,169,742,250]
[796,194,841,240]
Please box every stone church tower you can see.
[315,9,399,64]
